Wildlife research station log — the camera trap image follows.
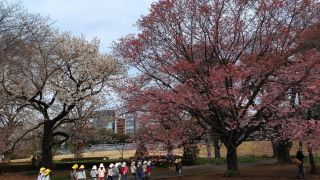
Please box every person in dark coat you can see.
[136,161,143,180]
[296,147,305,179]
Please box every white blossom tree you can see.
[0,15,119,167]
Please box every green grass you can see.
[51,176,69,180]
[54,158,125,164]
[302,156,320,167]
[224,169,240,177]
[195,156,272,165]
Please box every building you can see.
[91,110,116,131]
[116,118,125,134]
[91,110,138,135]
[124,113,137,135]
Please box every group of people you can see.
[129,160,153,180]
[37,167,51,180]
[86,162,128,180]
[70,160,153,180]
[71,164,87,180]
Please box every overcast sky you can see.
[11,0,155,53]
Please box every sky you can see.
[10,0,155,53]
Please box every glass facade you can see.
[91,110,138,135]
[125,113,136,135]
[91,110,116,132]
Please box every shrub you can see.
[59,157,109,162]
[0,163,35,174]
[195,157,226,165]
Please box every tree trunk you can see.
[205,134,212,158]
[272,141,278,158]
[276,141,292,165]
[40,122,54,168]
[182,143,198,166]
[135,141,148,158]
[167,141,173,155]
[3,150,12,163]
[206,143,212,158]
[213,137,221,158]
[309,149,317,174]
[118,144,125,159]
[74,145,82,160]
[73,140,83,160]
[120,148,124,159]
[226,145,238,171]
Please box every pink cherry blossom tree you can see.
[115,0,320,172]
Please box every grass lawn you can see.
[195,156,272,165]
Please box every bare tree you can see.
[0,91,39,162]
[0,1,30,65]
[63,96,104,159]
[0,13,119,168]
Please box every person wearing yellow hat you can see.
[37,167,46,180]
[75,164,86,180]
[42,169,51,180]
[71,164,79,180]
[72,164,79,169]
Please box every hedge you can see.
[59,156,109,162]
